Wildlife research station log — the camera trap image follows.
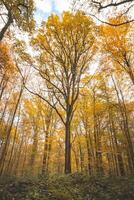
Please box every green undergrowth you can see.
[0,173,134,200]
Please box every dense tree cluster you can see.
[0,0,134,179]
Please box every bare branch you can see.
[88,13,134,26]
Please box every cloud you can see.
[53,0,70,12]
[34,10,50,25]
[35,0,52,13]
[34,0,71,25]
[34,0,53,25]
[35,0,70,14]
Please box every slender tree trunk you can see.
[42,108,52,174]
[46,133,52,173]
[72,147,79,172]
[104,84,125,176]
[21,142,28,177]
[30,120,38,174]
[78,136,84,172]
[84,127,92,174]
[5,106,21,175]
[42,130,49,174]
[107,125,117,175]
[112,76,134,173]
[0,88,13,125]
[13,132,24,175]
[124,56,134,85]
[0,77,9,101]
[96,116,103,174]
[93,89,97,173]
[0,85,23,175]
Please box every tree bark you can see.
[65,119,71,174]
[0,9,13,41]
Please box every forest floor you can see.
[0,173,134,200]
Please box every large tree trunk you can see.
[0,9,13,41]
[65,118,71,174]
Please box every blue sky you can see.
[34,0,70,24]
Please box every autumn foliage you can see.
[0,5,134,199]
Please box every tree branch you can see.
[88,13,134,26]
[92,0,134,11]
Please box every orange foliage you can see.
[0,42,15,78]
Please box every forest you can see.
[0,0,134,199]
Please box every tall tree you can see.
[31,11,96,173]
[100,17,134,85]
